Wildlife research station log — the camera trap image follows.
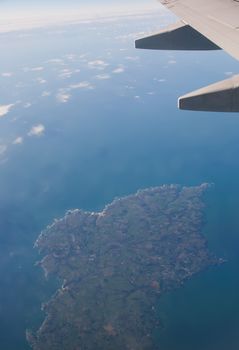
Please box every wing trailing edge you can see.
[179,75,239,113]
[135,21,220,51]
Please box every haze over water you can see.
[0,4,239,349]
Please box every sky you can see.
[0,0,164,33]
[0,0,156,8]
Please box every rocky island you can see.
[27,184,221,350]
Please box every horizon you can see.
[0,2,165,33]
[0,0,159,9]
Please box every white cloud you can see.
[46,58,65,65]
[125,56,139,61]
[42,91,51,97]
[112,66,125,74]
[88,60,109,70]
[79,54,88,60]
[13,136,23,145]
[59,68,81,79]
[1,72,13,77]
[28,124,45,137]
[116,31,146,41]
[56,92,71,103]
[65,54,76,61]
[68,81,95,90]
[95,74,111,80]
[56,79,95,103]
[154,78,166,83]
[23,66,44,73]
[31,66,44,71]
[36,77,47,84]
[0,103,15,117]
[168,59,177,64]
[59,69,73,79]
[56,80,94,103]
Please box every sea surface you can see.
[0,9,239,350]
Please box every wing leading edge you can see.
[136,0,239,112]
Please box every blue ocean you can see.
[0,9,239,349]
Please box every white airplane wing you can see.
[135,0,239,112]
[159,0,239,61]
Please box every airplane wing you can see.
[135,0,239,112]
[159,0,239,61]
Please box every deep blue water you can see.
[0,10,239,350]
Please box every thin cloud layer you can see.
[125,56,139,61]
[36,77,47,84]
[24,102,32,108]
[0,4,163,33]
[23,66,44,72]
[1,72,13,77]
[168,59,177,65]
[31,66,44,72]
[0,145,7,155]
[46,58,65,65]
[13,136,23,145]
[42,91,51,97]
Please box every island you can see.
[27,184,222,350]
